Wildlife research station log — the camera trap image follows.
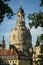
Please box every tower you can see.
[16,5,25,27]
[2,36,6,50]
[10,6,32,55]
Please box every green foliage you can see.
[40,44,43,53]
[0,0,14,23]
[28,0,43,29]
[40,34,43,40]
[36,34,43,65]
[35,34,43,47]
[40,0,43,6]
[28,11,43,28]
[28,0,43,64]
[35,34,43,65]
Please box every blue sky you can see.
[0,0,43,49]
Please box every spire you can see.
[16,1,25,27]
[17,0,24,14]
[2,35,5,44]
[3,35,4,41]
[20,0,22,8]
[2,35,6,50]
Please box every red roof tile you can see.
[0,50,17,56]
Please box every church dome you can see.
[10,6,32,54]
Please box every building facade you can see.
[9,5,32,55]
[33,35,43,65]
[33,46,40,65]
[0,49,31,65]
[0,6,33,65]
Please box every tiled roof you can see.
[0,50,17,56]
[0,50,29,60]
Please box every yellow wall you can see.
[6,60,18,65]
[6,60,30,65]
[19,60,30,65]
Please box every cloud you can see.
[30,27,43,35]
[30,27,43,46]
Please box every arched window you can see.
[18,15,20,20]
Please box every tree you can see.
[28,11,43,28]
[40,34,43,40]
[28,0,43,28]
[35,36,40,47]
[35,34,43,47]
[40,0,43,6]
[0,0,14,24]
[35,34,43,65]
[28,1,43,64]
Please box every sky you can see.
[0,0,43,49]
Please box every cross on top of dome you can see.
[17,0,24,14]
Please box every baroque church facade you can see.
[9,5,32,55]
[0,6,33,65]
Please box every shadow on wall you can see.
[0,58,9,65]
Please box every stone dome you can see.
[10,6,32,54]
[10,26,32,48]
